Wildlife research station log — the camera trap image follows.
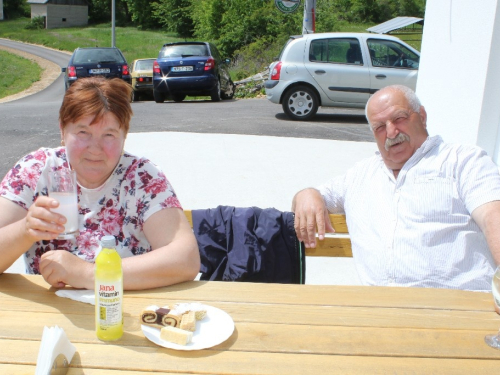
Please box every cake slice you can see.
[140,305,160,326]
[180,310,196,332]
[160,326,193,345]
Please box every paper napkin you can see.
[35,325,76,375]
[55,289,95,305]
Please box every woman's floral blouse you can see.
[0,147,182,274]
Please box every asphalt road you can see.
[0,39,373,180]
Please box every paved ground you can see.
[3,42,378,285]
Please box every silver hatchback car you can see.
[265,32,420,120]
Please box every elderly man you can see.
[292,85,500,291]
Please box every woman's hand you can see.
[39,250,94,289]
[24,196,66,242]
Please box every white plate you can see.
[141,304,234,350]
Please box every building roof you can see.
[366,16,423,34]
[27,0,88,5]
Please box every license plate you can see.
[89,68,110,74]
[172,66,193,72]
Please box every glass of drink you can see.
[485,266,500,349]
[48,168,79,239]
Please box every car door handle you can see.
[375,74,386,79]
[315,70,326,74]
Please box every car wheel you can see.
[210,80,221,102]
[221,81,235,100]
[153,90,165,103]
[132,90,140,102]
[282,86,319,121]
[172,93,186,102]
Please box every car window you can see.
[209,44,221,60]
[160,45,208,58]
[367,39,419,69]
[135,60,154,71]
[73,49,125,64]
[309,38,363,65]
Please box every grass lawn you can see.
[0,49,42,100]
[0,18,186,63]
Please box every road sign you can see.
[275,0,301,14]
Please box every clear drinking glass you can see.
[48,169,79,239]
[485,266,500,349]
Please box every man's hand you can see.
[24,196,66,242]
[292,188,334,248]
[39,250,94,289]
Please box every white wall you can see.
[416,0,500,163]
[46,4,88,29]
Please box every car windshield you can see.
[159,44,208,58]
[135,59,154,71]
[73,49,125,64]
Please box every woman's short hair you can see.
[59,77,133,134]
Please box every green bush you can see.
[24,16,45,30]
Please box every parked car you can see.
[152,42,235,103]
[130,58,155,101]
[62,47,131,90]
[264,33,420,120]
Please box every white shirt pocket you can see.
[404,175,455,222]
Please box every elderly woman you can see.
[0,77,200,290]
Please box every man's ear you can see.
[419,106,427,128]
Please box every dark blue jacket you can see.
[192,206,305,284]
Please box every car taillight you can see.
[204,57,215,71]
[153,61,161,74]
[122,64,129,76]
[67,66,77,78]
[271,62,282,80]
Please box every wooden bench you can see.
[184,211,352,258]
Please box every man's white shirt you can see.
[318,136,500,291]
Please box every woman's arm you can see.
[0,196,66,273]
[121,207,200,290]
[39,207,200,290]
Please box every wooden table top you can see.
[0,273,499,374]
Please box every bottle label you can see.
[96,281,123,329]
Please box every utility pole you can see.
[302,0,316,34]
[111,0,116,47]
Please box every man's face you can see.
[367,89,429,172]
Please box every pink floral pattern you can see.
[0,147,182,274]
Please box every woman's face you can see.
[61,112,126,189]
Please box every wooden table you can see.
[0,274,499,374]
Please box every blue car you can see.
[62,47,131,90]
[152,42,235,103]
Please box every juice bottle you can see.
[493,266,500,315]
[95,235,123,341]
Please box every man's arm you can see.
[471,200,500,265]
[292,188,334,248]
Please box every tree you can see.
[124,0,162,29]
[87,0,131,26]
[3,0,30,20]
[151,0,194,39]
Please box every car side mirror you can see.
[61,67,66,73]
